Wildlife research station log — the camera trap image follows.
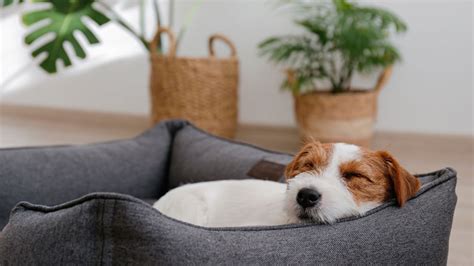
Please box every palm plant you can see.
[1,0,200,73]
[259,0,407,93]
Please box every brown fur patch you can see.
[285,141,333,179]
[340,148,420,206]
[339,149,393,204]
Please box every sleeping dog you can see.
[154,141,420,227]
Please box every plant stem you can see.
[152,0,162,51]
[139,0,146,38]
[341,61,354,91]
[332,59,353,92]
[329,77,338,91]
[333,86,344,93]
[344,68,353,90]
[326,63,338,91]
[152,0,161,28]
[97,1,150,51]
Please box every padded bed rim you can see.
[9,167,456,232]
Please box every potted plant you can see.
[259,0,406,146]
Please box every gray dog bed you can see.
[0,120,457,264]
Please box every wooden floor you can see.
[1,104,472,265]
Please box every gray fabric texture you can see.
[168,126,293,188]
[0,120,457,264]
[0,120,186,229]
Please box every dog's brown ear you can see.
[285,141,330,180]
[284,163,295,180]
[284,154,303,180]
[378,151,420,206]
[285,141,316,180]
[285,145,308,180]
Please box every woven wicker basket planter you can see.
[149,28,239,138]
[293,68,393,147]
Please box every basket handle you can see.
[374,66,393,93]
[150,27,177,57]
[208,34,237,58]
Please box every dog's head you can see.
[284,141,420,223]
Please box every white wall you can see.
[1,0,472,135]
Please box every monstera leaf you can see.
[22,0,110,73]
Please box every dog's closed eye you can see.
[342,171,374,183]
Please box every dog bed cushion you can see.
[0,120,457,264]
[0,121,179,227]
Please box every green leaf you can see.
[357,7,408,33]
[333,0,353,12]
[1,0,23,7]
[1,0,15,7]
[296,19,329,45]
[258,37,280,49]
[22,0,110,73]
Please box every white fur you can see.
[154,143,382,227]
[154,179,294,227]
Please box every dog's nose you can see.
[297,188,321,208]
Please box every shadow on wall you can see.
[1,54,151,115]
